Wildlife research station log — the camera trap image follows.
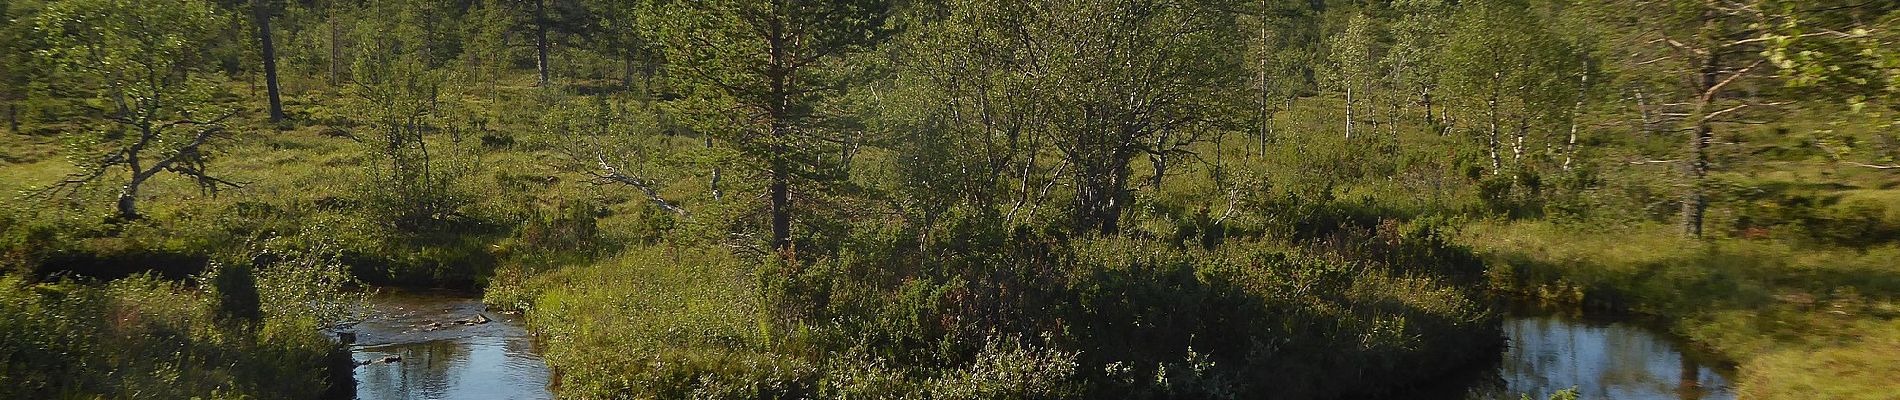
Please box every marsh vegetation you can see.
[2,0,1898,398]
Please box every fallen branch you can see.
[1814,141,1900,171]
[1843,161,1900,170]
[588,155,688,216]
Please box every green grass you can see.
[491,245,809,398]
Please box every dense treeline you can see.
[2,0,1898,398]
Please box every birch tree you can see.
[1591,0,1783,237]
[1441,0,1582,175]
[1327,13,1379,140]
[944,0,1243,235]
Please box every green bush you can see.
[517,207,1497,399]
[0,274,349,399]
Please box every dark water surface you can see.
[1404,306,1738,400]
[1489,311,1735,399]
[342,292,1731,400]
[345,290,552,400]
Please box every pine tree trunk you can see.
[624,56,637,91]
[766,14,792,254]
[5,102,16,134]
[328,18,342,86]
[255,2,285,122]
[770,157,792,252]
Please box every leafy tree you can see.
[1589,0,1784,237]
[1388,0,1453,131]
[0,0,39,134]
[1238,0,1322,158]
[1326,12,1380,140]
[1762,1,1900,169]
[346,1,469,231]
[1440,0,1583,175]
[925,0,1246,235]
[577,0,662,90]
[652,0,894,253]
[32,0,242,220]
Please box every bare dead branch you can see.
[1843,161,1900,170]
[1701,60,1765,104]
[588,155,688,216]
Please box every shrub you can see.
[520,209,1498,399]
[0,274,347,399]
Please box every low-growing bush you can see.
[515,210,1498,399]
[0,273,351,399]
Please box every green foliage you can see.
[0,274,346,399]
[1522,387,1581,400]
[347,21,474,232]
[7,0,1900,398]
[30,0,239,218]
[891,0,1248,234]
[244,237,367,327]
[209,263,261,324]
[517,204,1496,399]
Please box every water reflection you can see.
[1496,315,1733,399]
[348,291,552,400]
[354,336,551,400]
[1408,308,1737,400]
[342,293,1731,400]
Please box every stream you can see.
[344,290,552,400]
[340,292,1734,400]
